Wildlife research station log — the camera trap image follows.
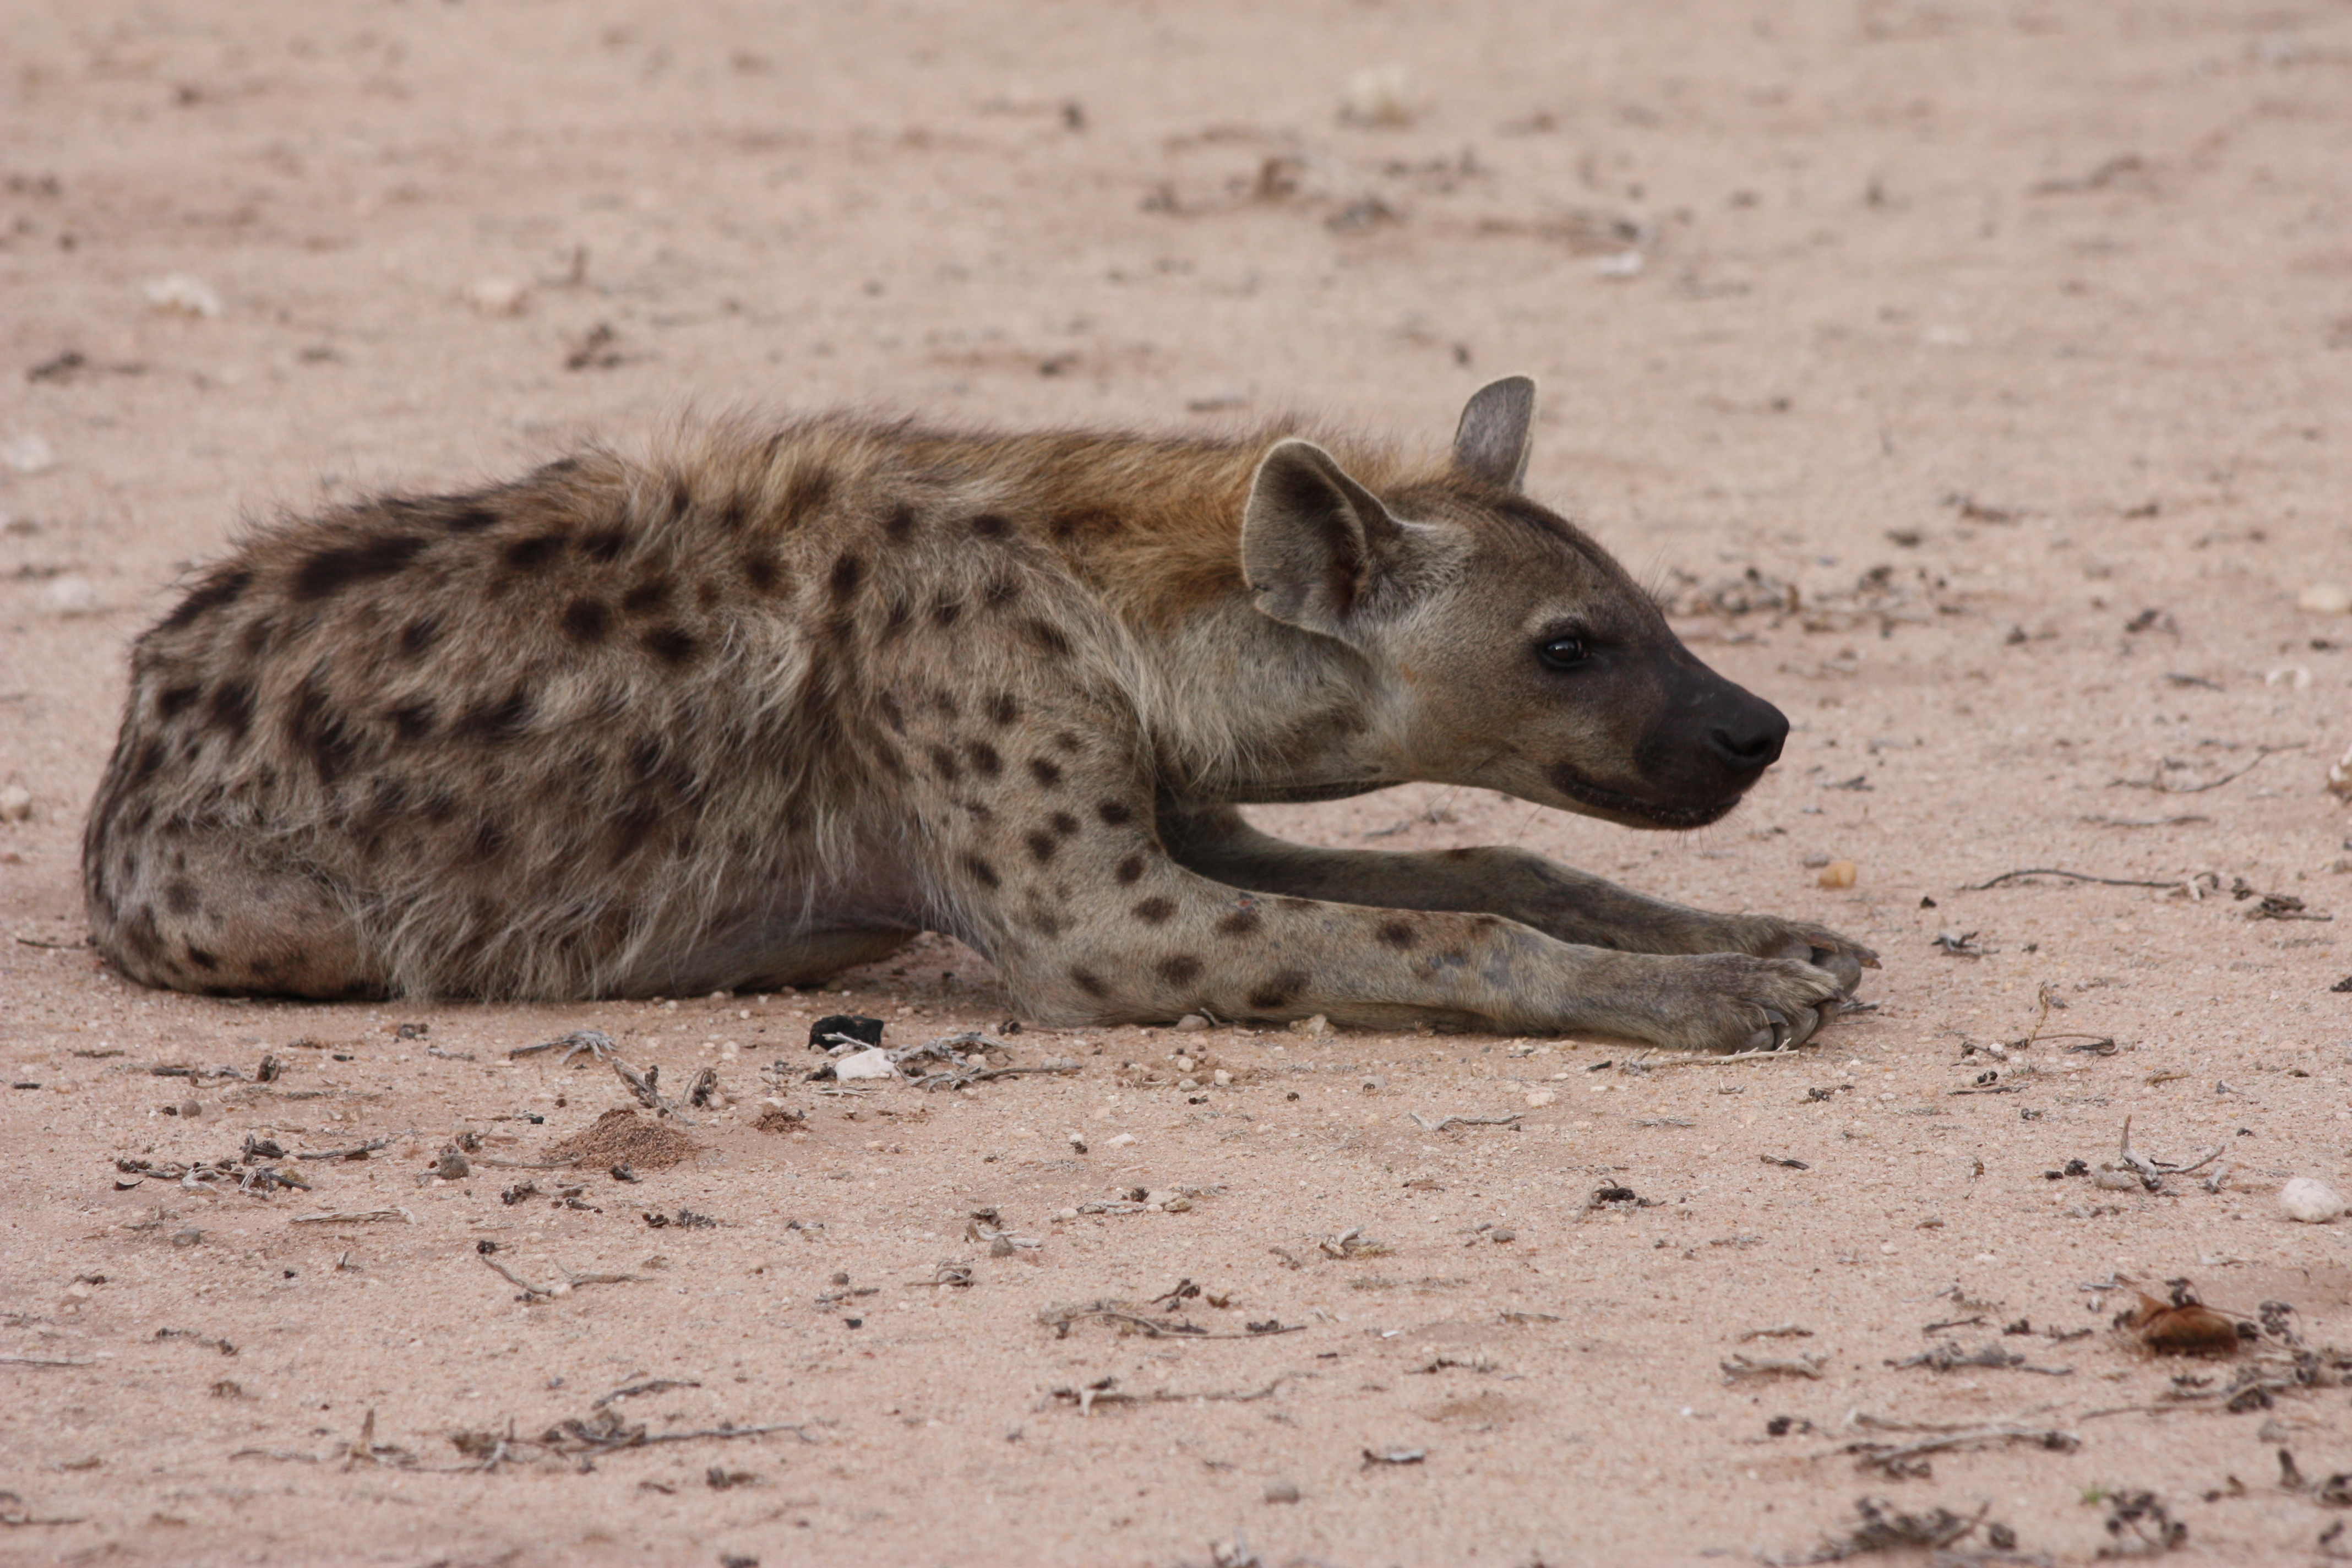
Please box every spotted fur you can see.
[83,382,1875,1049]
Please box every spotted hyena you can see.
[83,378,1875,1050]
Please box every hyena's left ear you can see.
[1242,439,1411,639]
[1452,375,1538,490]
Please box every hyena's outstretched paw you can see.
[1645,951,1848,1054]
[1745,917,1879,997]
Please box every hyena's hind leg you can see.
[1159,807,1877,994]
[84,828,383,998]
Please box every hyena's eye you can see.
[1536,635,1588,671]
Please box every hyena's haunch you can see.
[84,378,1876,1050]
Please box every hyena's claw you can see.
[1750,1003,1827,1054]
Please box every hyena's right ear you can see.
[1452,375,1538,490]
[1241,439,1410,640]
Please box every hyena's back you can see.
[83,416,1213,999]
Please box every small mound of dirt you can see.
[541,1108,699,1171]
[753,1106,805,1134]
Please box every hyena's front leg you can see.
[1161,807,1879,994]
[944,803,1843,1050]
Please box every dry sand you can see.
[7,1,2352,1563]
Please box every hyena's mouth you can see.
[1543,763,1745,831]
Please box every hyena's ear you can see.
[1452,375,1538,490]
[1242,439,1410,638]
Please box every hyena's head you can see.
[1240,377,1787,829]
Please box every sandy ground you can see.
[7,1,2352,1563]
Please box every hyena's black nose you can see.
[1706,695,1788,775]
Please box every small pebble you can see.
[171,1228,202,1248]
[1293,1014,1332,1037]
[1525,1088,1557,1108]
[462,276,530,316]
[435,1151,471,1180]
[0,785,31,821]
[36,575,101,617]
[1338,64,1414,128]
[1172,1055,1195,1073]
[2280,1177,2344,1223]
[178,1098,202,1119]
[1211,1069,1232,1086]
[2297,584,2352,616]
[1817,860,1858,890]
[1174,1014,1211,1032]
[1264,1479,1302,1504]
[1107,1132,1137,1148]
[143,272,223,318]
[1055,1207,1079,1222]
[2,434,56,475]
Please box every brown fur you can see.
[83,382,1876,1049]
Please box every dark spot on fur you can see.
[1376,921,1418,949]
[1054,732,1084,754]
[1133,897,1175,925]
[695,580,722,610]
[158,567,252,631]
[467,816,508,864]
[455,688,533,743]
[502,531,568,571]
[398,616,441,659]
[741,549,782,593]
[206,680,254,741]
[783,466,834,526]
[827,552,865,604]
[1069,967,1108,999]
[962,853,1000,890]
[970,513,1010,538]
[184,945,219,971]
[879,595,913,642]
[1216,908,1262,938]
[389,701,437,742]
[607,803,661,867]
[989,693,1019,726]
[1049,505,1125,541]
[442,502,502,532]
[286,678,364,785]
[879,692,907,734]
[156,683,202,721]
[966,741,1002,778]
[1114,854,1145,885]
[163,880,201,917]
[562,598,612,644]
[1027,757,1063,789]
[641,625,699,666]
[983,576,1021,608]
[119,906,164,965]
[1248,970,1308,1011]
[1025,831,1057,865]
[1021,618,1073,658]
[928,745,961,783]
[1157,954,1202,985]
[292,535,428,600]
[1049,811,1079,839]
[579,526,629,562]
[931,597,962,628]
[1027,907,1069,939]
[1097,801,1134,826]
[621,577,671,616]
[716,492,749,533]
[883,504,918,541]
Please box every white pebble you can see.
[2,435,56,475]
[1107,1132,1136,1148]
[1525,1088,1558,1108]
[1173,1014,1210,1032]
[1292,1014,1332,1037]
[2297,584,2352,616]
[1211,1069,1232,1086]
[2280,1177,2344,1224]
[143,272,223,318]
[462,276,530,316]
[831,1047,895,1081]
[36,575,101,617]
[0,785,29,822]
[1339,64,1415,128]
[1594,250,1646,280]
